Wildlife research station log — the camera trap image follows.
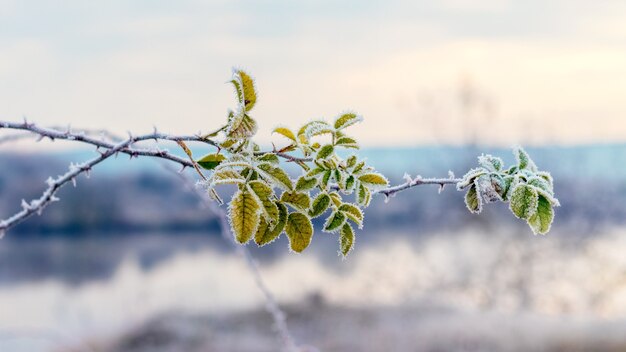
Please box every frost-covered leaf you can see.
[339,203,363,228]
[306,167,325,178]
[475,175,502,204]
[527,195,554,235]
[335,136,359,149]
[339,223,355,257]
[358,173,389,188]
[248,181,279,223]
[229,189,261,244]
[227,113,258,139]
[501,175,515,200]
[285,212,313,253]
[329,192,343,207]
[233,69,257,111]
[357,183,371,207]
[255,202,287,246]
[273,127,297,142]
[352,161,366,174]
[324,211,346,233]
[509,184,539,220]
[527,177,553,195]
[346,155,357,168]
[257,163,293,190]
[334,169,343,186]
[514,147,537,171]
[321,170,332,189]
[478,154,503,172]
[211,170,245,186]
[334,112,363,130]
[197,153,226,170]
[464,184,482,214]
[220,139,238,149]
[295,176,318,192]
[302,121,334,139]
[258,153,279,164]
[316,144,334,159]
[537,171,554,187]
[280,191,311,212]
[344,175,356,193]
[309,193,331,218]
[457,167,487,190]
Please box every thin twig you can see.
[0,138,134,233]
[374,176,462,197]
[0,121,196,169]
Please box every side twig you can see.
[0,138,135,234]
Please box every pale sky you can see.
[1,0,626,146]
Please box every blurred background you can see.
[1,1,626,351]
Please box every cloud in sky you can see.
[1,0,626,146]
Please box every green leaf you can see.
[306,167,325,178]
[501,175,515,201]
[197,153,226,170]
[527,195,554,235]
[464,184,482,214]
[352,161,365,174]
[309,193,331,218]
[335,136,359,149]
[211,169,245,186]
[295,176,318,192]
[220,138,238,149]
[280,191,311,212]
[339,203,363,228]
[285,212,313,253]
[478,154,503,172]
[358,173,389,188]
[248,181,279,223]
[316,144,334,159]
[303,121,334,139]
[457,168,488,190]
[357,183,371,207]
[255,202,287,246]
[227,113,258,139]
[344,175,356,193]
[509,184,539,220]
[339,223,355,257]
[514,147,537,171]
[257,163,293,190]
[258,153,280,164]
[234,69,257,111]
[334,169,343,186]
[537,171,554,187]
[334,112,363,130]
[346,155,357,168]
[329,192,343,207]
[321,170,332,189]
[273,127,297,142]
[527,177,553,196]
[228,189,261,244]
[324,211,347,233]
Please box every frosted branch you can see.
[0,137,135,232]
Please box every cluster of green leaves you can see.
[196,69,389,257]
[457,148,560,234]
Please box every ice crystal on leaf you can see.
[457,147,559,235]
